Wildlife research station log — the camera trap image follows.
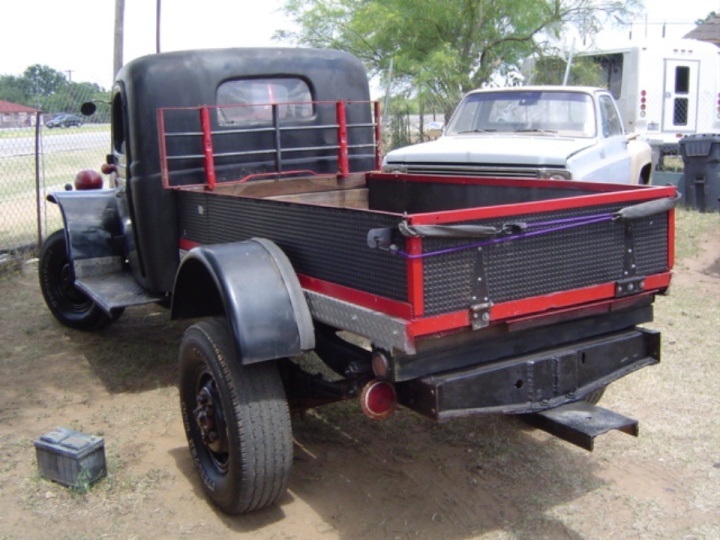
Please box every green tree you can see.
[530,54,605,86]
[23,64,67,97]
[696,11,717,25]
[277,0,642,118]
[0,75,30,105]
[0,65,109,116]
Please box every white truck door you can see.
[588,94,632,182]
[663,60,699,132]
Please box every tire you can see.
[39,230,122,330]
[179,318,293,514]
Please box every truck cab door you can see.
[591,94,632,182]
[109,90,142,283]
[662,60,699,133]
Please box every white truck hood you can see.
[383,134,595,166]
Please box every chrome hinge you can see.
[469,301,493,329]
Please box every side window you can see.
[607,54,624,99]
[111,93,126,154]
[598,95,623,137]
[673,66,690,125]
[216,78,313,126]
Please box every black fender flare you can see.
[45,189,123,263]
[171,238,314,364]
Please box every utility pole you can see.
[156,0,162,53]
[113,0,125,82]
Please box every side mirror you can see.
[80,102,97,116]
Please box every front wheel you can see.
[39,230,122,330]
[179,318,293,514]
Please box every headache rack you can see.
[157,100,382,189]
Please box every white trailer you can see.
[577,39,720,166]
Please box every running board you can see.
[75,272,165,313]
[523,402,639,451]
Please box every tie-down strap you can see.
[367,196,678,260]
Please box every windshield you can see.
[446,91,596,138]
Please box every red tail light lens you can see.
[360,380,397,420]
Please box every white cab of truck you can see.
[382,86,652,184]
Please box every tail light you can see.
[360,380,397,420]
[640,90,647,117]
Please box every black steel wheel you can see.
[39,230,122,330]
[179,318,293,514]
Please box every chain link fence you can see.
[1,94,110,256]
[1,95,437,257]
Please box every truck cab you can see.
[106,48,377,299]
[383,86,652,184]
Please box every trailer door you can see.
[663,60,699,132]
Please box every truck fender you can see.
[46,189,123,266]
[171,238,315,364]
[626,136,652,184]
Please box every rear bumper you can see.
[396,327,659,420]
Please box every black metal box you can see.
[34,427,106,488]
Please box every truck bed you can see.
[174,172,675,354]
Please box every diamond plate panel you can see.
[305,291,413,353]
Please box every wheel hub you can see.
[193,380,228,456]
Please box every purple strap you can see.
[396,213,615,260]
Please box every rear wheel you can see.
[39,230,122,330]
[179,318,293,514]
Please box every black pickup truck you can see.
[39,47,676,514]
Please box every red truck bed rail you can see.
[157,100,382,189]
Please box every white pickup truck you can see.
[383,86,652,184]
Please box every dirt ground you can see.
[1,213,719,539]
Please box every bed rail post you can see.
[336,101,349,179]
[374,101,382,170]
[200,106,217,190]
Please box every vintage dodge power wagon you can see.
[39,47,676,514]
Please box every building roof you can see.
[0,99,38,113]
[684,16,720,45]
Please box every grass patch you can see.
[0,125,109,139]
[674,207,719,260]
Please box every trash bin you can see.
[679,134,720,212]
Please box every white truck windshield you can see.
[446,91,596,138]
